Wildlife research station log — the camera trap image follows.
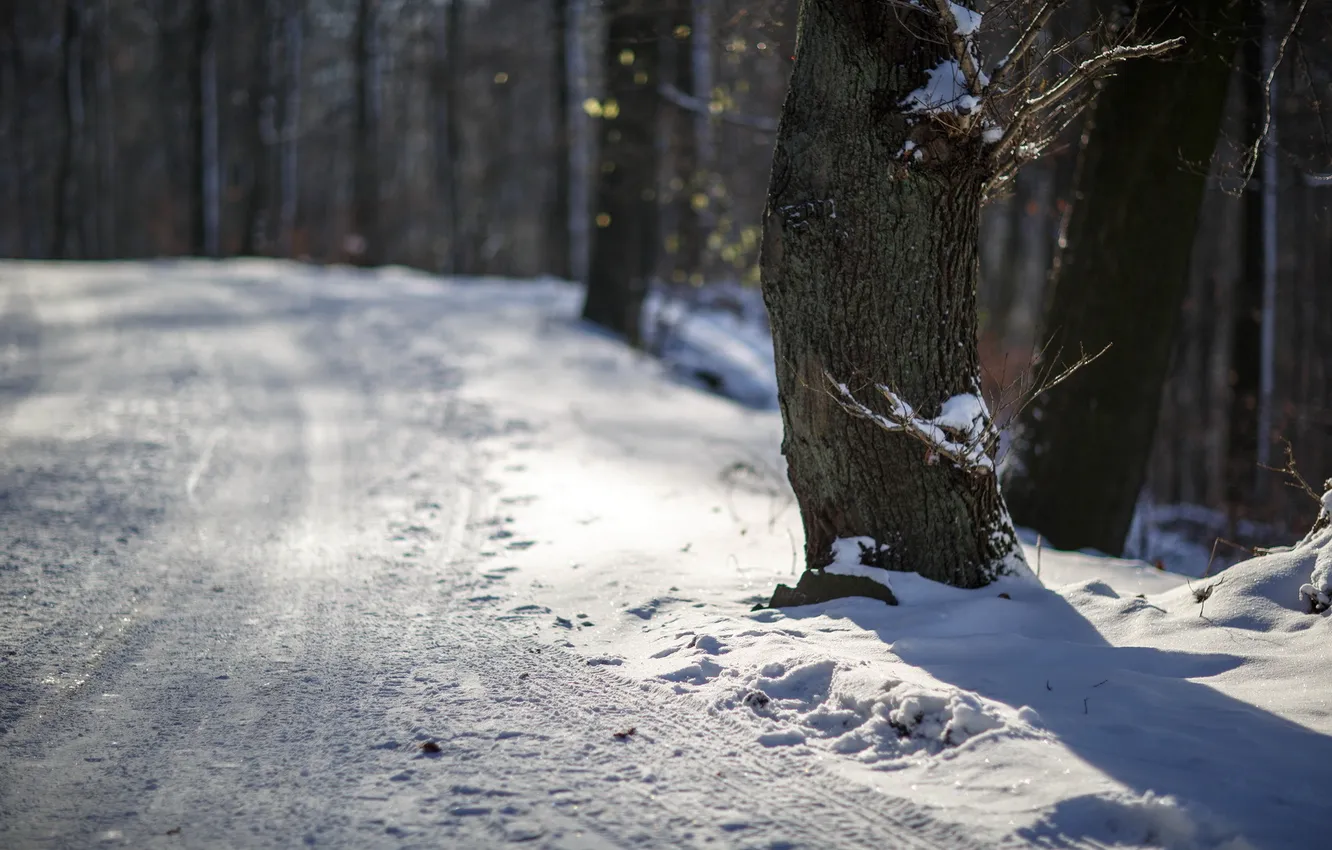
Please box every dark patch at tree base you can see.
[766,570,898,609]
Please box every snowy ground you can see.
[455,275,1332,850]
[2,262,1328,850]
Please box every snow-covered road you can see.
[0,262,987,849]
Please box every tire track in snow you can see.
[420,608,990,850]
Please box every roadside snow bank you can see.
[643,286,778,409]
[441,278,1330,850]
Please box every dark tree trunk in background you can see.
[0,0,17,258]
[352,0,380,266]
[581,0,660,344]
[198,0,220,257]
[186,0,208,255]
[1004,0,1247,556]
[277,0,301,258]
[1226,0,1266,514]
[443,0,465,274]
[761,0,1024,600]
[240,0,274,256]
[54,0,80,257]
[668,1,704,285]
[545,0,572,280]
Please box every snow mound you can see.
[1152,514,1332,627]
[1302,546,1332,613]
[718,655,1035,762]
[875,681,1008,753]
[1297,490,1332,613]
[643,287,778,409]
[1019,791,1256,850]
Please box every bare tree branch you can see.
[988,0,1065,90]
[825,374,998,476]
[989,37,1183,167]
[657,82,778,133]
[931,0,984,96]
[1237,0,1310,190]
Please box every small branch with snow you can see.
[826,374,997,476]
[932,1,986,97]
[896,0,1189,194]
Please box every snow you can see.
[442,275,1332,849]
[15,260,1328,848]
[936,391,989,441]
[902,60,983,116]
[948,2,983,36]
[643,286,778,408]
[831,381,997,473]
[824,537,895,587]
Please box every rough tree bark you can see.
[1003,0,1247,556]
[761,0,1026,602]
[581,0,660,344]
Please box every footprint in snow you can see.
[659,658,723,686]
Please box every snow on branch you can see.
[899,0,1186,192]
[826,375,997,476]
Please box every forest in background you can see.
[1,0,1330,560]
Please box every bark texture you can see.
[1003,0,1247,556]
[581,0,660,344]
[761,0,1025,596]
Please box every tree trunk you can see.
[1226,0,1267,515]
[0,1,17,258]
[277,0,301,258]
[443,0,465,274]
[240,0,275,256]
[55,0,81,257]
[667,1,704,286]
[581,0,660,344]
[199,0,220,258]
[1003,0,1247,556]
[545,0,573,280]
[351,0,380,266]
[761,0,1026,602]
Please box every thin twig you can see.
[990,37,1183,167]
[989,0,1065,89]
[1202,537,1255,577]
[1258,439,1324,506]
[1238,0,1310,189]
